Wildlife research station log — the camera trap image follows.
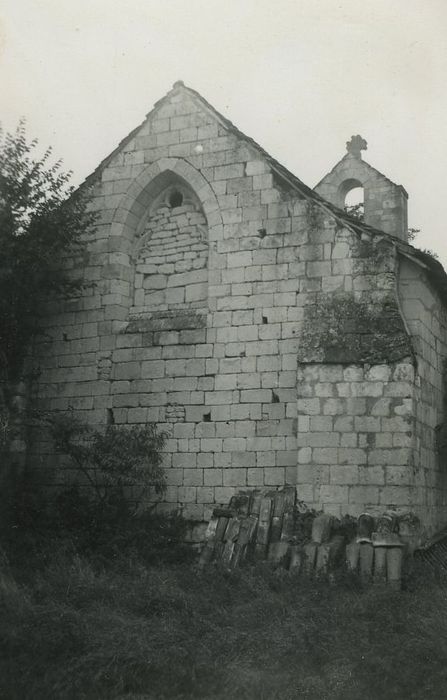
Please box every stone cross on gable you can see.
[346,135,368,158]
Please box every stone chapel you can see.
[31,81,447,535]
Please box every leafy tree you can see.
[0,120,96,379]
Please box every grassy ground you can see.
[2,538,447,700]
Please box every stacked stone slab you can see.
[29,81,447,535]
[199,489,419,590]
[345,512,419,589]
[198,485,296,569]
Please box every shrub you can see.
[1,414,171,565]
[45,412,168,512]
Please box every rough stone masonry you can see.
[30,82,447,535]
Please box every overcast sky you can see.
[1,0,446,264]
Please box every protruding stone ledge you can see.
[124,309,207,334]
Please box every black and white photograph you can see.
[1,2,447,698]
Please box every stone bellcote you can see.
[314,136,408,241]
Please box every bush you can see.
[1,414,174,566]
[45,412,168,512]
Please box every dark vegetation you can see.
[2,410,170,553]
[0,122,96,502]
[2,524,447,700]
[0,121,95,377]
[42,412,168,512]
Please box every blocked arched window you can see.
[131,174,209,316]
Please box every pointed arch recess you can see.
[110,158,222,245]
[107,158,221,318]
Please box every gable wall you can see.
[32,88,308,520]
[29,86,447,531]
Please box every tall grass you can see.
[2,540,447,700]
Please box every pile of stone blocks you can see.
[199,486,422,590]
[302,511,422,589]
[299,513,346,577]
[346,512,422,590]
[198,487,342,573]
[198,486,297,569]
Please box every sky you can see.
[1,0,447,264]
